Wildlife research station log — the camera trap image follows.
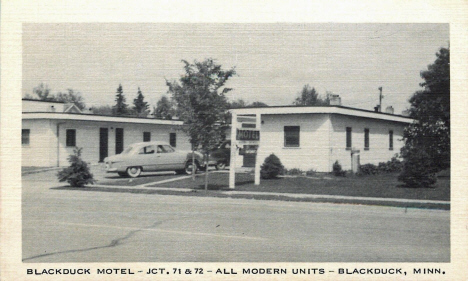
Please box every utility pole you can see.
[378,87,383,112]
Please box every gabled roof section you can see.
[63,104,82,113]
[230,105,414,124]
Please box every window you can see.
[66,129,76,147]
[143,132,151,142]
[22,129,30,145]
[346,127,352,150]
[169,133,176,147]
[389,130,394,150]
[161,145,175,153]
[364,128,370,150]
[284,126,300,147]
[139,145,155,154]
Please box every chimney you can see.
[401,110,410,117]
[374,105,380,112]
[385,106,394,114]
[329,94,341,106]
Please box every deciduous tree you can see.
[153,95,174,120]
[166,58,236,187]
[398,47,450,187]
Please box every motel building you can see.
[228,99,413,187]
[22,99,191,167]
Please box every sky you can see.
[22,23,449,114]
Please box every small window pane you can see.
[346,127,352,149]
[143,132,151,142]
[22,129,30,145]
[364,128,369,150]
[66,129,76,147]
[389,130,394,150]
[284,126,300,147]
[162,145,175,153]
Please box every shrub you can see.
[57,147,95,187]
[332,160,346,177]
[287,168,304,176]
[306,169,317,176]
[260,154,284,179]
[398,149,437,187]
[359,163,379,175]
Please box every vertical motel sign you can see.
[229,113,262,189]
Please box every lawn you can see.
[96,172,183,186]
[150,171,450,201]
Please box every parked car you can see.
[208,140,231,170]
[104,141,204,177]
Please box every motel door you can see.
[115,128,124,154]
[99,128,109,162]
[242,145,258,167]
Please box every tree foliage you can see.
[133,87,149,117]
[293,84,329,106]
[112,84,129,116]
[399,47,450,187]
[167,58,236,151]
[55,89,86,110]
[153,95,174,120]
[166,58,236,188]
[33,83,54,101]
[91,105,114,116]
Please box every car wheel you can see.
[117,172,127,177]
[216,162,226,170]
[126,166,142,178]
[185,161,199,175]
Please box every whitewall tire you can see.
[126,167,142,178]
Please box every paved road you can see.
[22,170,450,262]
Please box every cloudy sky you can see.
[22,23,448,114]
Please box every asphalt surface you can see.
[22,169,450,262]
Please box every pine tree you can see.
[112,84,129,116]
[133,87,149,117]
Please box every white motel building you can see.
[22,99,191,167]
[22,98,413,173]
[229,102,413,174]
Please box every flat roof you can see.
[22,112,184,125]
[22,98,65,104]
[230,105,414,124]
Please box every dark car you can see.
[208,140,231,170]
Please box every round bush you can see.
[260,154,284,179]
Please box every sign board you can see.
[236,129,260,141]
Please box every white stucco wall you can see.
[22,119,191,167]
[329,114,406,171]
[22,119,56,166]
[257,114,331,172]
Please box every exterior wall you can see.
[22,119,191,167]
[22,100,65,112]
[329,114,405,171]
[257,114,331,172]
[22,119,57,167]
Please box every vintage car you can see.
[208,140,231,170]
[104,141,204,177]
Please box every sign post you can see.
[254,113,261,185]
[229,113,237,189]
